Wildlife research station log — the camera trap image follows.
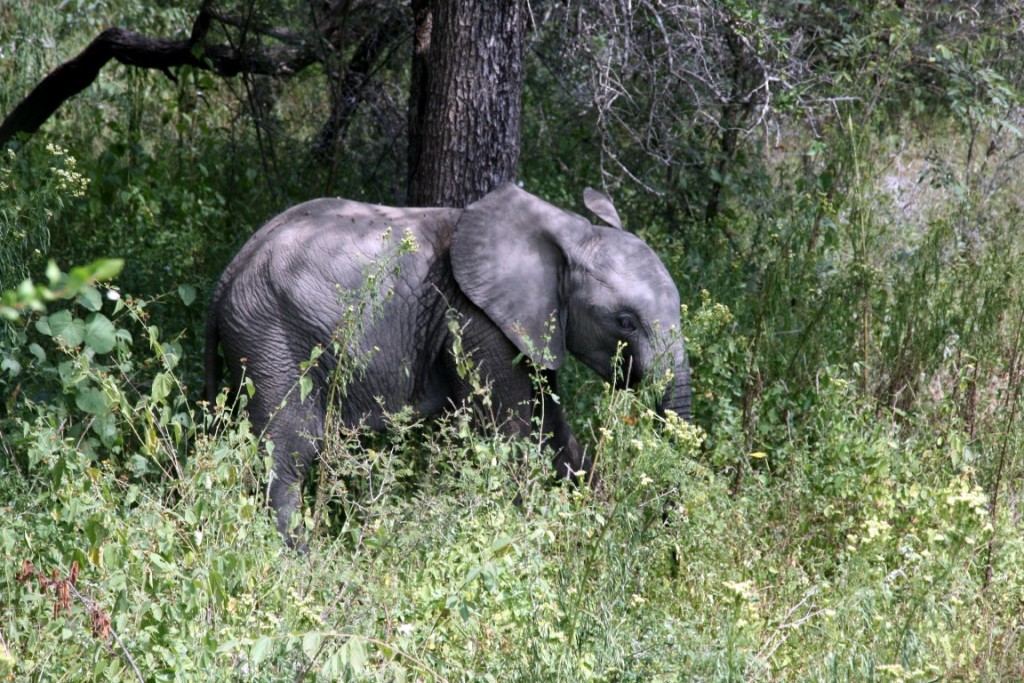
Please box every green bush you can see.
[3,265,1019,680]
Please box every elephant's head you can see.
[451,183,692,420]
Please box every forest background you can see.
[2,1,1024,681]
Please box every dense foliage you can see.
[2,1,1023,680]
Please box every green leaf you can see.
[300,375,313,403]
[84,313,116,353]
[817,171,834,193]
[250,637,275,665]
[2,357,22,376]
[322,637,368,679]
[129,455,151,476]
[78,287,103,312]
[341,636,367,672]
[151,372,175,403]
[46,260,61,287]
[161,341,182,370]
[147,548,175,573]
[178,284,197,307]
[47,310,85,347]
[76,387,109,415]
[28,343,46,363]
[489,534,513,555]
[83,258,124,283]
[301,631,323,660]
[322,650,346,679]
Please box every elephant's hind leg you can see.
[261,397,325,549]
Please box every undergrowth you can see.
[1,252,1022,681]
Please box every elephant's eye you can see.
[616,313,639,334]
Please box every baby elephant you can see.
[205,183,691,542]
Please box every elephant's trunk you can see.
[657,346,692,421]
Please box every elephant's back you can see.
[210,197,460,369]
[230,198,456,271]
[215,199,458,300]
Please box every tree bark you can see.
[407,0,523,208]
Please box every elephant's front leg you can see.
[487,367,595,486]
[539,371,597,486]
[451,319,595,486]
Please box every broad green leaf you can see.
[1,357,21,376]
[78,287,103,312]
[161,340,182,370]
[321,650,346,679]
[129,455,151,476]
[178,284,196,306]
[341,636,367,672]
[322,637,367,680]
[82,258,124,283]
[92,413,118,447]
[28,343,46,362]
[489,534,513,555]
[250,637,275,665]
[300,375,313,403]
[75,387,109,415]
[151,372,175,403]
[301,631,323,660]
[47,310,85,347]
[84,313,116,353]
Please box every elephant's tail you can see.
[203,307,222,408]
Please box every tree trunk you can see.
[407,0,522,208]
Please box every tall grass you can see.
[2,237,1022,681]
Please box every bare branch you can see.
[0,12,321,147]
[311,8,410,160]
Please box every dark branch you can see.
[311,10,409,159]
[0,21,321,147]
[203,6,310,46]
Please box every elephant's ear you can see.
[451,183,582,370]
[583,187,623,230]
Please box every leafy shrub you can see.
[2,277,197,482]
[0,144,89,292]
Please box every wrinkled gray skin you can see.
[206,183,691,543]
